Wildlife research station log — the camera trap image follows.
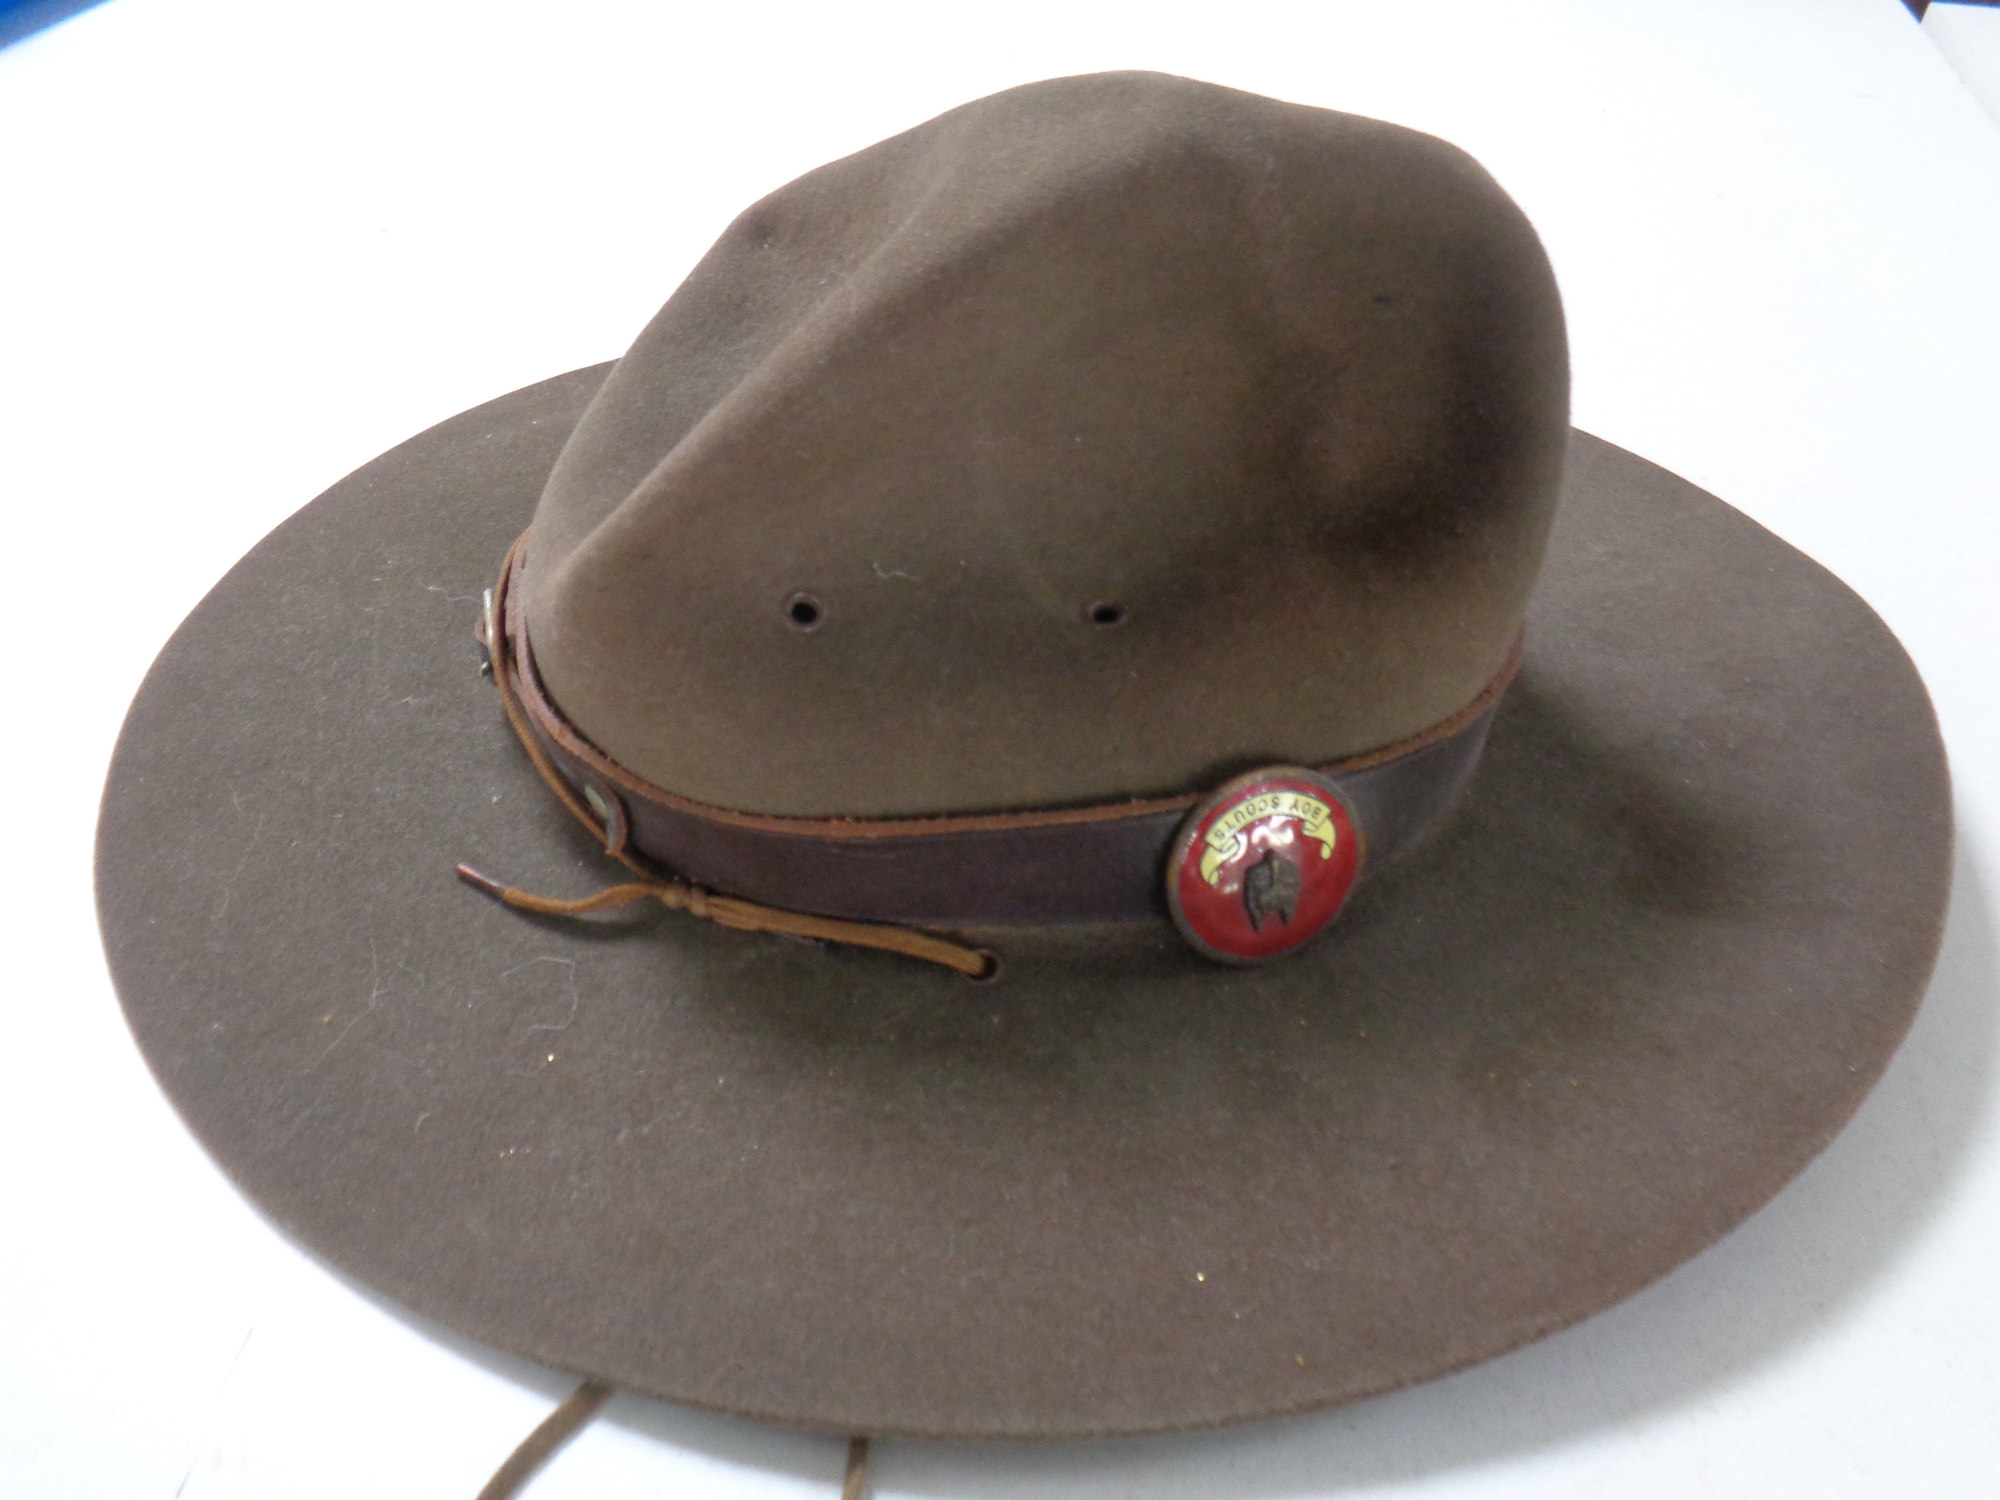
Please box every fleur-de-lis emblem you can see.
[1243,848,1302,930]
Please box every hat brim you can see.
[95,364,1950,1439]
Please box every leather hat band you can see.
[494,533,1517,930]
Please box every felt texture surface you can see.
[97,367,1949,1438]
[524,73,1570,817]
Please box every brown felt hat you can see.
[96,72,1949,1440]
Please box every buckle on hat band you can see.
[471,531,1517,968]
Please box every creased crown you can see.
[523,71,1568,818]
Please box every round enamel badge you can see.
[1166,768,1363,963]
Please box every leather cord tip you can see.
[455,864,510,900]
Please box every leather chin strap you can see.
[462,530,1517,971]
[473,1386,868,1500]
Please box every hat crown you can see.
[523,71,1568,818]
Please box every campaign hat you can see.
[96,71,1949,1442]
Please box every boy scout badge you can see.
[1167,768,1363,962]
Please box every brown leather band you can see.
[496,535,1516,928]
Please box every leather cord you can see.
[454,865,994,976]
[460,532,995,978]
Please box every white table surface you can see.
[4,2,1997,1496]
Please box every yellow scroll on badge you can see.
[1198,791,1339,887]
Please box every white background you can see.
[3,1,1997,1495]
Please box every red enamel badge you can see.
[1166,768,1363,963]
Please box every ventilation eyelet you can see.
[1085,599,1128,628]
[785,592,825,631]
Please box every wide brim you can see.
[95,365,1950,1439]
